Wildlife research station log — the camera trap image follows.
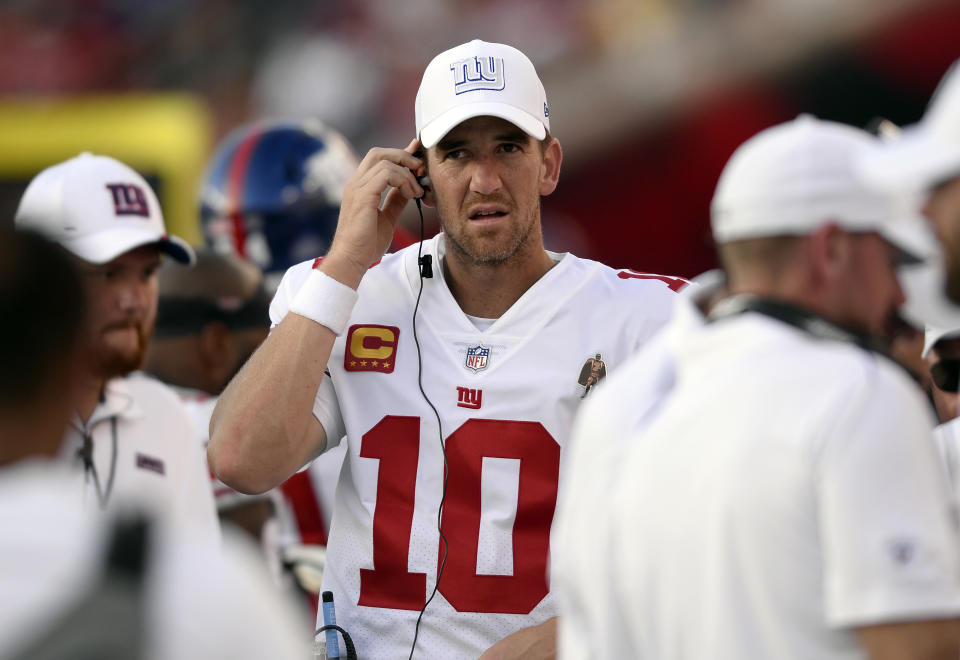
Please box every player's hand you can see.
[477,617,557,660]
[322,139,425,288]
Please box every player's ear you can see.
[420,178,435,208]
[415,147,435,208]
[540,137,562,197]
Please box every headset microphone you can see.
[414,174,433,278]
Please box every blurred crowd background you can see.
[1,0,958,277]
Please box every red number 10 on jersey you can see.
[358,416,561,614]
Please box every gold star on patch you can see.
[382,362,391,369]
[371,360,379,367]
[360,360,368,367]
[350,360,357,367]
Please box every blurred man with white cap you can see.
[209,39,686,658]
[864,59,960,306]
[0,229,310,660]
[15,153,219,544]
[555,116,960,660]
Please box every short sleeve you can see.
[819,369,960,627]
[269,260,346,453]
[312,375,345,451]
[269,260,315,328]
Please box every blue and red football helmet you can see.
[199,119,359,288]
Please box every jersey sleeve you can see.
[819,369,960,627]
[268,260,315,329]
[313,375,345,451]
[270,260,346,453]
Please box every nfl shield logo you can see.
[465,344,491,373]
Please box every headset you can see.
[407,150,448,660]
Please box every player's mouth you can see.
[467,205,509,223]
[103,320,143,336]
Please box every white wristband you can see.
[289,269,359,336]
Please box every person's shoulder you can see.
[776,330,929,418]
[569,255,690,298]
[125,372,187,405]
[561,255,690,324]
[123,373,195,425]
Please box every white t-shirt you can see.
[270,235,685,659]
[587,310,960,659]
[63,374,220,547]
[552,287,707,660]
[0,459,311,660]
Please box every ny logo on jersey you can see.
[450,56,505,94]
[345,324,399,373]
[105,183,150,217]
[465,344,491,373]
[456,386,482,410]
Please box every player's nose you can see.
[468,156,503,195]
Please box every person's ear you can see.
[540,138,562,197]
[809,222,850,284]
[416,150,436,208]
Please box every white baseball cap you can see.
[711,115,935,263]
[415,39,550,149]
[15,153,195,265]
[862,59,960,191]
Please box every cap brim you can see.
[64,226,196,266]
[419,101,546,148]
[862,125,960,191]
[899,251,960,332]
[878,214,938,265]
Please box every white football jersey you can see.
[270,235,684,659]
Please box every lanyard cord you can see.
[73,416,119,509]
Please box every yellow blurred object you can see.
[0,94,211,245]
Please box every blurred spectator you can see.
[14,153,219,544]
[555,117,960,659]
[0,229,311,660]
[196,119,374,603]
[143,250,334,602]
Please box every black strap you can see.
[708,295,890,355]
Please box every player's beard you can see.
[91,317,154,379]
[441,196,541,267]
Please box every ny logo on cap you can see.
[105,183,150,217]
[450,56,505,94]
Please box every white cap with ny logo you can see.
[15,152,195,265]
[415,39,550,149]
